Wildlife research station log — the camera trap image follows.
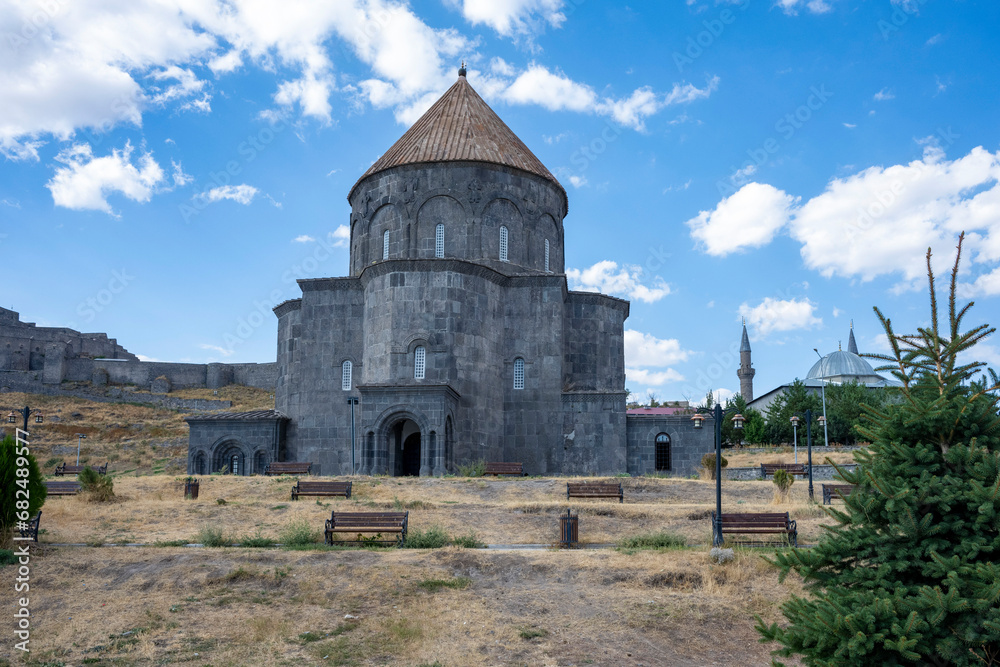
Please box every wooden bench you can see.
[567,481,624,503]
[54,462,108,476]
[264,462,312,476]
[324,511,408,546]
[18,512,41,542]
[483,462,524,476]
[760,463,808,479]
[45,481,82,496]
[822,483,856,505]
[292,480,352,500]
[713,512,797,546]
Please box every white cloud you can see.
[46,142,165,214]
[791,144,1000,284]
[197,184,259,205]
[171,161,193,188]
[739,297,822,336]
[452,0,566,36]
[874,88,895,101]
[293,235,316,243]
[774,0,832,15]
[832,307,842,318]
[497,66,718,131]
[624,330,690,366]
[329,225,351,248]
[843,122,857,129]
[148,66,206,105]
[625,367,684,387]
[566,260,670,303]
[568,175,588,188]
[688,144,1000,292]
[199,343,234,358]
[686,183,797,256]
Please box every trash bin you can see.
[559,509,578,548]
[184,478,199,500]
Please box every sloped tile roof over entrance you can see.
[351,70,565,203]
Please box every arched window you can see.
[435,223,444,258]
[655,433,671,472]
[544,239,550,272]
[382,230,389,260]
[499,225,509,262]
[230,453,240,475]
[513,357,525,390]
[414,346,426,379]
[194,452,205,475]
[254,451,267,475]
[342,360,352,390]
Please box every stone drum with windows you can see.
[185,67,713,477]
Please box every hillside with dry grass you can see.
[0,391,839,666]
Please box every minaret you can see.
[737,320,755,402]
[847,320,859,355]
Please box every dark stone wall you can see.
[186,419,285,476]
[349,162,566,277]
[626,415,715,477]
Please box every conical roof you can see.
[350,70,565,203]
[740,324,751,353]
[847,325,859,355]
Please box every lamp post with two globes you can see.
[691,403,745,546]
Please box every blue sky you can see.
[2,0,999,405]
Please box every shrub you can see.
[0,435,47,548]
[0,549,18,566]
[402,525,450,549]
[79,466,115,502]
[195,526,229,547]
[771,469,794,504]
[456,459,485,477]
[280,519,321,546]
[699,453,728,480]
[239,528,274,548]
[451,531,485,548]
[709,547,735,564]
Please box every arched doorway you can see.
[393,419,421,477]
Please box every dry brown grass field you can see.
[0,392,856,666]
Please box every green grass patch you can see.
[616,531,687,551]
[402,525,450,549]
[417,577,471,592]
[279,518,321,546]
[239,528,275,548]
[451,531,485,548]
[195,525,229,547]
[518,626,549,640]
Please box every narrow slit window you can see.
[231,454,240,475]
[435,223,444,258]
[342,360,352,391]
[382,230,389,260]
[414,346,426,379]
[544,239,550,272]
[499,225,509,262]
[513,358,525,390]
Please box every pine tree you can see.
[757,236,1000,666]
[0,434,47,548]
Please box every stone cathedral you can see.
[186,68,712,477]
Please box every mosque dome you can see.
[807,350,878,381]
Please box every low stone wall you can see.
[726,464,857,481]
[0,373,232,412]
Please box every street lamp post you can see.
[76,433,87,466]
[790,415,799,464]
[813,349,831,447]
[346,397,359,475]
[692,403,745,546]
[7,406,43,434]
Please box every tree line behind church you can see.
[633,381,896,447]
